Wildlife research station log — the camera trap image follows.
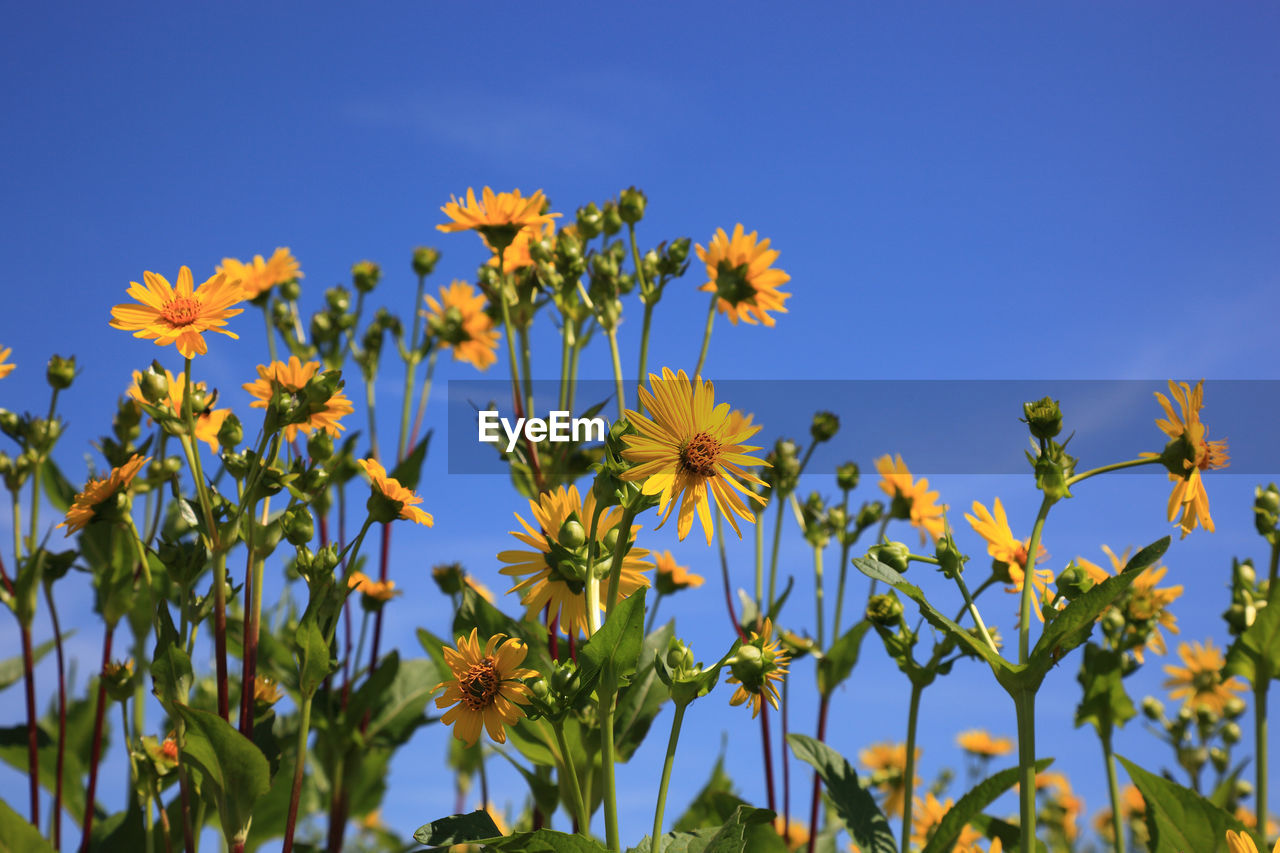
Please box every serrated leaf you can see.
[788,733,895,853]
[365,657,439,745]
[1224,599,1280,686]
[919,758,1053,853]
[1074,644,1135,737]
[573,589,647,704]
[471,828,610,851]
[1117,755,1248,853]
[294,609,334,697]
[817,621,871,696]
[673,755,739,832]
[412,809,501,846]
[614,622,673,761]
[177,706,271,845]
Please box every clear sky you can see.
[1,2,1278,848]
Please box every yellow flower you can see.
[1035,772,1083,843]
[696,224,791,327]
[357,458,434,527]
[217,248,302,300]
[253,676,283,707]
[1093,784,1145,842]
[243,356,354,442]
[498,485,651,636]
[858,742,921,819]
[433,629,536,746]
[1162,639,1247,716]
[1146,379,1230,537]
[772,817,809,852]
[875,454,947,543]
[450,804,509,852]
[422,281,501,371]
[60,454,150,535]
[432,564,496,602]
[437,187,559,249]
[1077,545,1182,663]
[965,498,1053,622]
[911,793,980,850]
[347,571,400,603]
[654,550,704,595]
[110,266,244,358]
[0,346,13,379]
[128,369,231,452]
[726,618,789,717]
[1227,829,1280,853]
[621,368,768,544]
[487,220,555,271]
[955,729,1013,757]
[1234,808,1280,841]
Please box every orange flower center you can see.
[161,296,201,327]
[1012,544,1029,568]
[680,432,722,477]
[161,739,179,761]
[460,658,500,710]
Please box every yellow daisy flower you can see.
[955,729,1013,757]
[437,187,559,248]
[1162,639,1247,716]
[965,498,1054,622]
[653,550,704,595]
[498,485,651,636]
[422,281,501,371]
[0,346,13,379]
[252,675,283,707]
[1146,379,1230,537]
[772,817,809,852]
[1077,545,1182,663]
[110,266,244,359]
[357,458,434,527]
[347,571,400,603]
[432,564,496,602]
[875,454,947,543]
[242,356,354,442]
[696,224,791,327]
[217,248,302,300]
[621,368,768,545]
[486,220,555,271]
[128,368,231,452]
[59,454,150,535]
[911,792,979,850]
[1234,808,1280,841]
[433,629,536,746]
[726,618,789,718]
[859,742,921,820]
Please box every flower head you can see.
[129,368,231,452]
[1077,545,1182,663]
[1162,639,1247,716]
[432,564,495,602]
[772,818,809,852]
[433,629,536,746]
[726,618,789,717]
[654,550,704,595]
[110,266,244,358]
[910,793,979,850]
[0,347,13,379]
[422,281,501,371]
[438,187,559,251]
[621,369,768,544]
[859,742,921,819]
[696,224,791,327]
[347,570,400,604]
[357,458,433,527]
[955,729,1013,758]
[487,220,555,271]
[218,248,302,300]
[875,454,946,543]
[498,485,651,636]
[243,356,354,442]
[253,676,283,707]
[60,454,150,535]
[965,498,1053,622]
[1146,380,1230,537]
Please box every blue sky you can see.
[2,2,1278,847]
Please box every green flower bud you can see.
[0,409,18,441]
[279,278,302,301]
[1209,747,1229,774]
[1234,558,1257,589]
[1022,396,1063,440]
[869,541,910,574]
[352,260,381,293]
[412,247,441,277]
[223,451,251,480]
[576,203,603,239]
[1055,563,1095,600]
[432,563,465,596]
[558,518,587,549]
[857,501,884,529]
[665,638,695,673]
[1141,696,1165,721]
[103,659,136,703]
[311,311,334,340]
[46,354,76,390]
[764,439,802,496]
[217,413,243,449]
[283,507,314,546]
[618,186,647,224]
[1222,721,1242,744]
[308,430,334,462]
[659,237,691,275]
[139,365,170,406]
[325,285,351,313]
[1223,696,1247,720]
[835,462,860,492]
[1255,484,1280,536]
[550,662,577,694]
[601,200,622,236]
[810,411,839,443]
[866,593,904,627]
[530,676,551,700]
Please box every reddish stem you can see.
[214,583,230,722]
[782,680,790,840]
[177,759,195,853]
[79,624,114,853]
[239,546,258,738]
[806,696,831,853]
[760,702,778,815]
[718,545,749,643]
[367,522,392,677]
[48,592,67,851]
[20,624,40,828]
[548,607,559,661]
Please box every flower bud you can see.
[866,593,904,627]
[1222,721,1242,744]
[103,659,136,703]
[1141,696,1165,721]
[412,247,441,277]
[601,200,622,236]
[659,237,691,274]
[1233,558,1256,589]
[432,563,465,595]
[1255,484,1280,536]
[352,260,381,293]
[1223,696,1247,719]
[576,203,603,239]
[530,676,550,701]
[1209,747,1229,774]
[764,439,801,496]
[810,411,839,443]
[223,451,251,480]
[217,413,243,449]
[558,518,587,549]
[836,462,859,492]
[665,638,695,673]
[935,535,966,579]
[868,541,910,574]
[283,506,314,546]
[857,501,885,529]
[1055,563,1095,600]
[308,430,334,463]
[1022,396,1063,440]
[325,285,351,313]
[618,187,647,224]
[279,278,302,301]
[139,365,170,406]
[550,662,577,694]
[46,354,76,390]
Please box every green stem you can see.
[1268,538,1279,606]
[496,266,524,422]
[584,504,605,637]
[262,303,279,364]
[519,325,535,423]
[650,703,688,853]
[692,292,717,380]
[607,328,626,419]
[767,497,785,612]
[408,348,437,450]
[559,315,572,412]
[599,505,636,852]
[1255,679,1269,852]
[950,571,999,655]
[396,277,425,462]
[1101,733,1125,853]
[1019,498,1052,665]
[900,682,923,853]
[755,513,765,617]
[605,508,637,616]
[636,302,655,413]
[552,722,589,834]
[832,492,852,639]
[281,693,314,853]
[1013,690,1038,853]
[645,594,663,635]
[813,545,825,651]
[1065,456,1161,487]
[567,321,583,413]
[363,372,379,461]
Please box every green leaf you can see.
[673,754,738,832]
[574,588,647,702]
[177,706,272,846]
[364,656,439,746]
[0,637,56,693]
[0,722,88,825]
[389,432,431,491]
[472,828,610,851]
[702,805,782,853]
[817,620,871,696]
[1224,598,1280,686]
[614,621,674,761]
[788,733,895,853]
[41,458,77,514]
[412,809,501,846]
[1026,537,1169,689]
[1117,755,1248,853]
[1074,644,1135,737]
[294,610,335,697]
[0,796,53,852]
[919,758,1053,853]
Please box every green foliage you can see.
[1117,755,1249,853]
[1074,644,1135,738]
[571,588,647,705]
[788,733,895,853]
[0,637,56,693]
[412,808,502,847]
[1224,596,1280,685]
[390,432,431,491]
[613,621,673,761]
[0,797,53,853]
[918,759,1053,853]
[817,620,871,696]
[632,805,783,853]
[177,705,272,845]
